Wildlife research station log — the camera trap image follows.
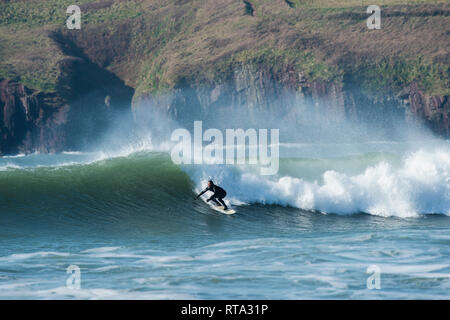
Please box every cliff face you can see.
[134,64,448,140]
[0,79,67,155]
[0,30,135,155]
[0,60,134,155]
[404,82,450,136]
[1,61,448,155]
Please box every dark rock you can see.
[0,79,67,155]
[407,82,449,136]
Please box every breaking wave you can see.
[2,142,446,219]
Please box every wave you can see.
[0,146,449,218]
[187,148,450,217]
[0,152,193,226]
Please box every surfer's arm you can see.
[196,188,208,199]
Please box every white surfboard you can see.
[210,205,236,215]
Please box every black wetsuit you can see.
[197,184,228,210]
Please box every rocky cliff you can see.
[135,63,448,141]
[0,79,67,155]
[1,60,447,155]
[404,83,449,136]
[0,50,134,155]
[0,0,448,154]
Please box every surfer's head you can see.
[208,180,214,187]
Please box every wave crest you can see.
[192,148,450,217]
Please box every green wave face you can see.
[0,153,195,230]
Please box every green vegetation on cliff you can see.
[0,0,448,96]
[355,57,449,97]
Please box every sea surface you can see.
[0,140,449,299]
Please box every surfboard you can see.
[210,205,236,215]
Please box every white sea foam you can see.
[0,163,23,171]
[192,148,450,217]
[82,246,122,253]
[0,284,194,300]
[2,153,26,158]
[0,251,71,261]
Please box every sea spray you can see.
[171,121,279,175]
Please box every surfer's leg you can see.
[218,198,228,210]
[210,196,221,206]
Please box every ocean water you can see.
[0,140,449,299]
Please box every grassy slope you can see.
[0,0,448,96]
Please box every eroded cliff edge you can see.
[135,63,449,141]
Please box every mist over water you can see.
[0,93,449,299]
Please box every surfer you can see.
[196,180,228,210]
